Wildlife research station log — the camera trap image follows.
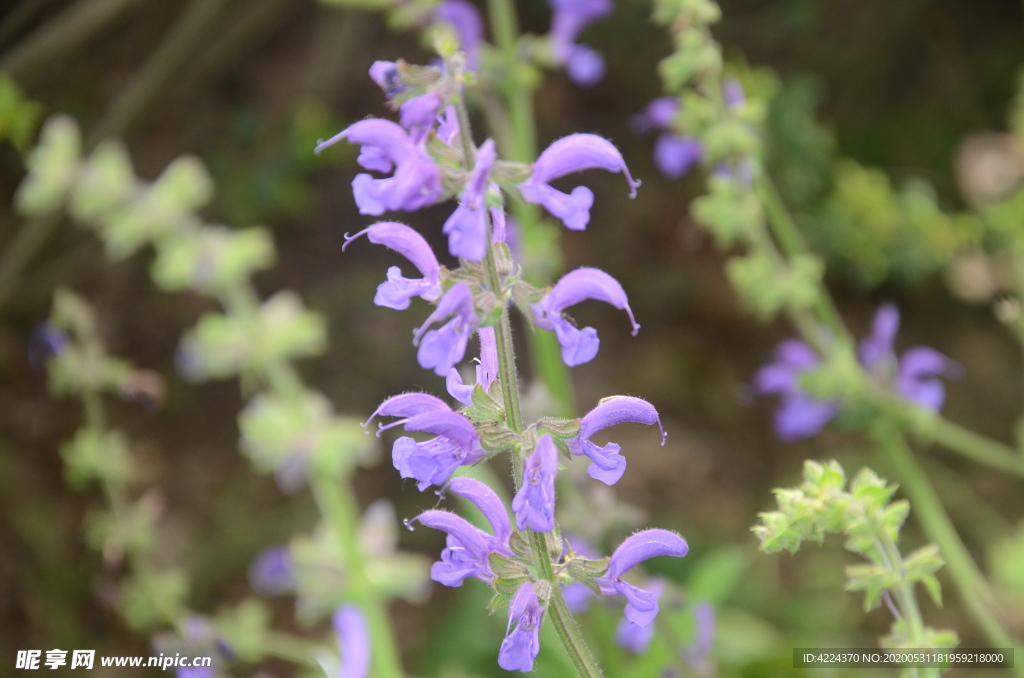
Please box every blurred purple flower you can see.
[512,434,558,532]
[333,605,370,678]
[597,529,688,627]
[434,0,484,71]
[343,221,442,310]
[630,97,702,180]
[519,134,638,231]
[315,119,442,216]
[248,545,295,596]
[369,61,406,98]
[753,339,839,442]
[498,582,544,672]
[568,396,665,484]
[683,601,715,668]
[28,323,68,371]
[549,0,613,87]
[399,93,443,139]
[533,268,640,366]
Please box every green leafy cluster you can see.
[754,461,957,652]
[0,74,43,151]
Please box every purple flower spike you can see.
[598,529,688,627]
[434,0,484,71]
[568,396,665,484]
[443,139,496,261]
[498,582,544,672]
[447,327,499,405]
[518,134,639,231]
[445,477,512,546]
[333,605,371,678]
[248,545,295,596]
[343,222,441,310]
[754,340,839,441]
[534,268,640,367]
[415,283,479,376]
[315,119,442,215]
[512,434,558,532]
[616,578,665,653]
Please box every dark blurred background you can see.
[1,0,1023,675]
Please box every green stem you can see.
[875,533,934,678]
[875,431,1022,672]
[926,417,1024,478]
[262,632,321,668]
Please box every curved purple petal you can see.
[445,477,512,545]
[363,392,451,431]
[400,93,442,133]
[897,346,960,412]
[607,529,688,580]
[401,410,479,453]
[550,0,613,55]
[579,395,665,442]
[407,509,492,562]
[616,578,665,652]
[525,133,639,197]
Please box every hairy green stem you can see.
[874,533,935,678]
[875,431,1022,671]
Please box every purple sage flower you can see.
[343,221,442,310]
[498,582,544,672]
[248,545,295,596]
[365,392,485,490]
[518,134,639,231]
[447,326,499,405]
[407,478,512,586]
[548,0,613,87]
[414,283,479,376]
[399,93,443,139]
[858,303,962,412]
[512,434,558,532]
[315,119,442,216]
[533,268,640,366]
[333,604,370,678]
[434,0,484,71]
[630,97,702,180]
[443,139,496,261]
[753,339,839,442]
[568,396,666,484]
[597,529,688,627]
[616,578,666,653]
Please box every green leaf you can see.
[215,598,271,662]
[70,140,137,224]
[16,115,81,216]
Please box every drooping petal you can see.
[859,303,900,370]
[407,509,492,563]
[498,582,543,672]
[616,578,665,653]
[415,283,478,376]
[578,440,626,484]
[519,181,594,231]
[343,222,442,309]
[526,133,639,196]
[363,392,451,431]
[607,529,688,580]
[512,435,558,532]
[401,409,480,453]
[653,134,702,180]
[432,534,487,586]
[393,436,466,490]
[616,579,660,627]
[333,605,371,678]
[445,477,512,546]
[442,204,488,261]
